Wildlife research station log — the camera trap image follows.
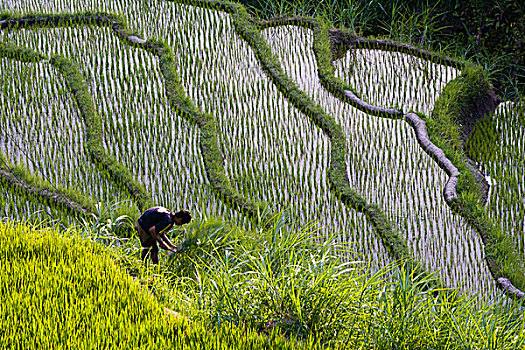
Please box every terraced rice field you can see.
[334,48,458,115]
[0,58,128,205]
[1,0,522,299]
[261,26,496,296]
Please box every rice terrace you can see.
[1,0,524,348]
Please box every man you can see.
[136,207,192,264]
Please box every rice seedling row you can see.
[260,25,497,297]
[0,176,48,222]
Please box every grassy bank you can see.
[2,213,525,348]
[0,220,323,349]
[114,214,525,349]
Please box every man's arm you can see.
[159,233,178,252]
[149,226,175,251]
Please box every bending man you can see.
[136,206,192,264]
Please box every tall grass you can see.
[2,202,524,349]
[241,0,445,45]
[130,213,525,348]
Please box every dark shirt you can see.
[138,207,174,235]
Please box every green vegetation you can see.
[1,0,523,294]
[30,214,525,349]
[1,0,525,347]
[4,215,524,349]
[466,101,525,255]
[239,0,524,98]
[0,220,327,349]
[157,215,525,348]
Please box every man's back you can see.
[138,206,173,233]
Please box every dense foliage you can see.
[239,0,524,98]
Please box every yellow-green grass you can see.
[0,220,321,349]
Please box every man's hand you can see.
[166,245,179,253]
[158,238,178,252]
[157,240,171,251]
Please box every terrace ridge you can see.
[251,17,464,68]
[0,168,91,218]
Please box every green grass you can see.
[1,203,525,349]
[110,213,525,349]
[0,220,325,349]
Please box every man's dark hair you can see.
[174,209,192,224]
